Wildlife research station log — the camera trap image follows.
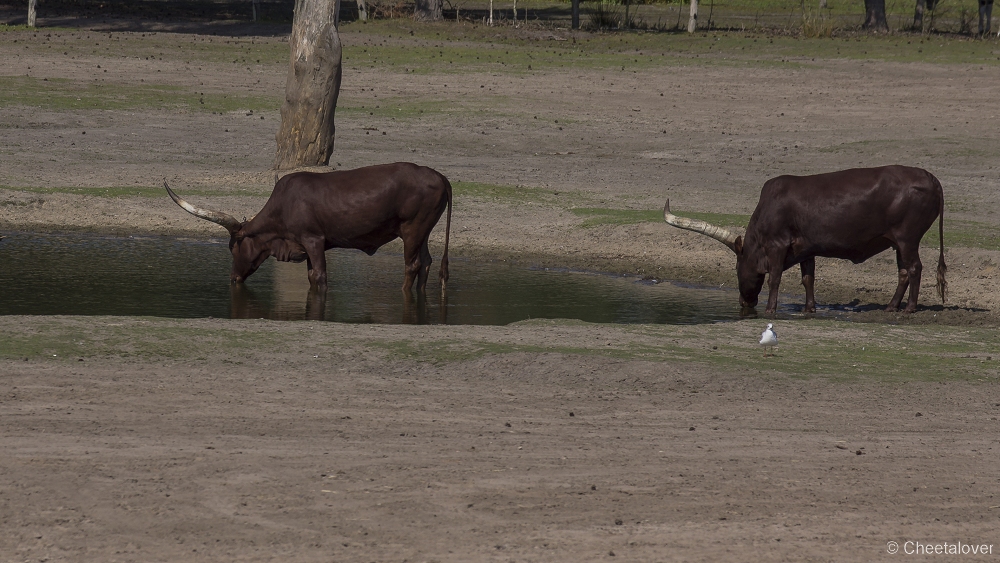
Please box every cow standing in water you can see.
[166,162,452,295]
[664,165,946,314]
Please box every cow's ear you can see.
[733,236,743,255]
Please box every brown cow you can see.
[664,165,946,314]
[166,162,452,294]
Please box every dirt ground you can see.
[2,11,1000,562]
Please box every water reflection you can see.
[0,232,742,325]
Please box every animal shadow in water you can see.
[304,287,326,321]
[402,291,448,325]
[802,300,989,320]
[229,283,328,321]
[229,284,260,320]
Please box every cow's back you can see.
[747,165,941,257]
[249,162,449,244]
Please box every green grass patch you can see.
[0,185,166,198]
[2,317,997,383]
[341,19,1000,72]
[338,98,465,119]
[0,29,290,65]
[0,185,261,198]
[571,207,663,227]
[0,76,279,113]
[0,320,304,361]
[922,218,1000,252]
[356,319,1000,382]
[452,181,569,204]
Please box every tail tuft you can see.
[936,256,947,304]
[935,178,947,304]
[438,175,452,295]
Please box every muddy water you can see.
[0,232,743,325]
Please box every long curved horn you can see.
[663,199,738,253]
[164,181,241,234]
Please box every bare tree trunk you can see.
[358,0,368,20]
[28,0,37,27]
[415,0,443,20]
[687,0,698,32]
[513,0,517,24]
[273,0,343,170]
[979,0,994,34]
[863,0,888,30]
[571,0,580,29]
[913,0,926,29]
[488,0,494,24]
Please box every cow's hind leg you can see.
[800,257,816,313]
[902,245,923,313]
[886,246,908,312]
[401,235,433,294]
[887,243,922,312]
[303,237,328,288]
[416,240,432,292]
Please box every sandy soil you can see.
[2,12,1000,562]
[3,316,1000,562]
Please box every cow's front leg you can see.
[764,266,783,315]
[305,286,327,321]
[800,257,816,313]
[303,237,328,288]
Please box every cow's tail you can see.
[934,175,947,304]
[438,177,452,295]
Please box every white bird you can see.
[759,323,778,357]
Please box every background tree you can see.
[28,0,37,27]
[913,0,927,29]
[979,0,993,34]
[415,0,443,20]
[863,0,889,29]
[274,0,343,170]
[688,0,698,31]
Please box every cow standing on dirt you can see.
[166,162,452,295]
[664,165,946,314]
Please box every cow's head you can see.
[228,232,272,284]
[663,199,762,311]
[165,182,268,284]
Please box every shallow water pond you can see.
[0,232,749,324]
